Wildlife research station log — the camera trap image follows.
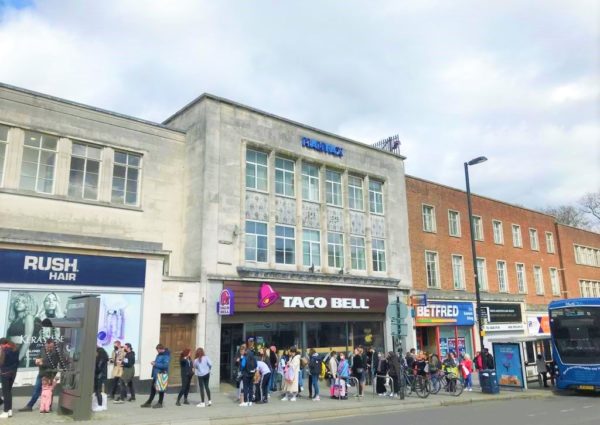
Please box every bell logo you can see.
[257,283,280,308]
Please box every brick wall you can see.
[556,223,600,298]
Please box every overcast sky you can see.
[1,0,598,210]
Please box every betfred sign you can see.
[223,281,387,313]
[415,301,475,326]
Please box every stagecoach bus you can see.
[548,298,600,391]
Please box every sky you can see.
[0,0,598,211]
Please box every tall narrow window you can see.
[275,225,295,264]
[69,142,101,200]
[516,263,527,293]
[549,268,560,296]
[472,216,483,240]
[350,236,366,270]
[448,210,461,237]
[325,169,342,206]
[493,220,504,245]
[529,228,539,251]
[545,232,555,254]
[275,157,295,197]
[425,251,440,288]
[452,255,465,289]
[512,224,522,247]
[534,266,544,295]
[302,163,320,202]
[476,258,488,291]
[497,260,508,292]
[0,124,8,185]
[112,151,141,206]
[372,238,386,272]
[20,130,58,194]
[246,149,268,191]
[422,205,436,232]
[348,176,364,210]
[328,232,344,268]
[369,180,384,214]
[245,220,267,262]
[303,229,321,267]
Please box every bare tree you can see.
[579,191,600,225]
[541,205,591,230]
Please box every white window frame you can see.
[302,162,320,202]
[111,150,142,206]
[20,130,58,194]
[472,215,483,241]
[497,260,508,293]
[325,169,343,207]
[529,228,539,251]
[549,267,560,296]
[302,229,321,267]
[425,250,440,289]
[545,232,555,254]
[348,175,364,211]
[574,244,600,267]
[350,236,366,271]
[275,224,296,265]
[533,265,544,295]
[0,124,8,186]
[68,142,102,201]
[245,148,268,191]
[516,263,527,293]
[452,254,465,290]
[492,220,504,245]
[476,257,488,291]
[369,180,384,214]
[448,210,461,237]
[275,157,295,197]
[579,280,600,298]
[372,238,386,272]
[512,224,522,248]
[422,204,436,233]
[245,220,268,263]
[328,232,344,269]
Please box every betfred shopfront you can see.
[218,280,390,382]
[415,301,476,357]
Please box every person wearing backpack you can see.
[239,344,257,407]
[307,349,322,401]
[281,346,300,401]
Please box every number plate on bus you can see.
[578,385,595,390]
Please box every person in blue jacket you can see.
[141,344,170,409]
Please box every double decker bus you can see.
[549,298,600,391]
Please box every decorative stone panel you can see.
[302,202,320,229]
[350,211,365,235]
[327,207,344,232]
[275,197,296,225]
[245,192,269,222]
[371,215,386,238]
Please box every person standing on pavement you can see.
[176,349,193,406]
[281,346,300,402]
[108,340,125,401]
[308,349,322,401]
[117,343,136,402]
[536,354,549,387]
[239,344,257,406]
[18,339,65,412]
[141,344,170,409]
[93,347,108,412]
[483,348,495,369]
[193,347,212,407]
[268,345,278,392]
[351,347,365,397]
[255,359,271,403]
[328,351,338,398]
[0,338,19,419]
[386,351,401,398]
[461,353,474,391]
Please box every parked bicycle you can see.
[400,365,430,398]
[429,370,463,396]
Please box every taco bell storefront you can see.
[217,280,392,382]
[414,301,476,357]
[0,248,163,386]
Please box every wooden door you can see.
[159,315,196,386]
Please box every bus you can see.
[548,298,600,391]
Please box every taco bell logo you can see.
[217,288,235,316]
[23,255,79,281]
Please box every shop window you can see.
[245,322,302,353]
[302,163,319,202]
[112,151,141,206]
[306,322,348,354]
[350,321,384,351]
[20,130,58,194]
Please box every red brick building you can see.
[556,224,600,298]
[405,175,592,359]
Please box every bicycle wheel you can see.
[404,375,413,396]
[453,377,464,396]
[429,375,441,394]
[414,375,430,398]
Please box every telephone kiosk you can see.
[41,294,100,421]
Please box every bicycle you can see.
[400,366,430,398]
[431,371,463,396]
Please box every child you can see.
[40,375,59,413]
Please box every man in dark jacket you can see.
[0,338,20,418]
[19,339,65,412]
[386,351,401,397]
[483,348,495,369]
[240,343,257,405]
[117,343,136,402]
[141,344,170,409]
[93,347,109,411]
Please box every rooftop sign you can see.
[301,136,343,157]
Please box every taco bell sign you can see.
[217,288,235,316]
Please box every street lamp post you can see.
[464,156,487,352]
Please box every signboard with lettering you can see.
[526,315,550,335]
[0,249,146,288]
[217,288,235,316]
[222,281,387,313]
[480,303,522,323]
[301,136,344,157]
[415,301,475,326]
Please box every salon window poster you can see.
[3,289,142,368]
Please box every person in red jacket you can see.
[461,353,474,391]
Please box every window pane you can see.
[72,143,87,157]
[70,157,85,171]
[114,151,127,164]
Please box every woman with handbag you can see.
[176,349,193,406]
[141,344,170,409]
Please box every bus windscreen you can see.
[550,307,600,364]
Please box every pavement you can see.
[1,382,556,425]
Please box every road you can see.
[302,395,600,425]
